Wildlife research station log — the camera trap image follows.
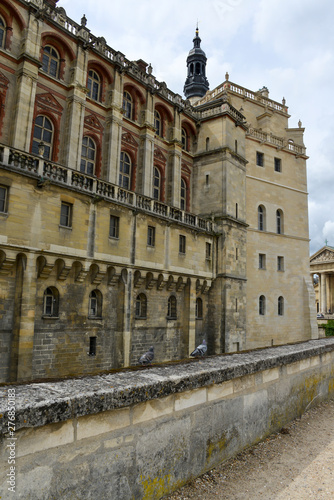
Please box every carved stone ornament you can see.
[84,113,103,131]
[121,132,138,147]
[36,92,63,114]
[312,249,334,263]
[0,71,9,90]
[29,0,44,8]
[154,147,166,163]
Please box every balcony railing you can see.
[196,80,289,114]
[0,144,214,233]
[246,128,307,156]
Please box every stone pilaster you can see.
[10,254,37,382]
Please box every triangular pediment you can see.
[36,92,63,114]
[181,161,191,175]
[310,246,334,264]
[0,71,9,90]
[84,113,103,131]
[154,147,166,163]
[121,131,138,147]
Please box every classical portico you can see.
[310,246,334,314]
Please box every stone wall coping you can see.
[1,338,334,434]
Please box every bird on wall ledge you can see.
[190,339,207,357]
[138,346,154,365]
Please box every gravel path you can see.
[165,399,334,499]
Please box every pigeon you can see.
[190,339,207,357]
[138,346,154,365]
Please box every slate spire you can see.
[184,26,209,100]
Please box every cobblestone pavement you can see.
[165,399,334,499]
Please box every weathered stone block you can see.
[132,395,174,424]
[175,387,207,411]
[16,420,74,457]
[207,380,233,401]
[77,407,130,441]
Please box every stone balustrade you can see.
[0,144,214,233]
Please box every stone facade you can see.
[0,0,317,383]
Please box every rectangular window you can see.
[274,157,281,172]
[206,242,211,260]
[60,202,72,227]
[179,235,186,254]
[0,185,8,213]
[259,253,266,269]
[256,151,264,167]
[109,215,120,239]
[147,226,155,247]
[277,256,284,271]
[89,337,96,356]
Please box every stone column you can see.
[11,11,41,150]
[139,129,155,197]
[11,65,38,151]
[62,43,88,169]
[10,253,37,382]
[122,269,133,367]
[104,70,123,184]
[187,279,197,355]
[63,93,86,169]
[320,272,327,313]
[166,147,182,207]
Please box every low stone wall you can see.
[1,338,334,499]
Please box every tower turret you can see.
[184,27,209,102]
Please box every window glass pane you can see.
[43,129,52,143]
[42,54,49,72]
[0,186,7,212]
[60,203,71,227]
[34,125,42,140]
[50,59,58,77]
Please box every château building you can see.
[0,0,317,383]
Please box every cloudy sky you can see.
[61,0,334,255]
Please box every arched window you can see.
[80,136,96,175]
[180,178,187,211]
[43,287,59,317]
[195,62,201,75]
[276,209,283,234]
[206,137,210,151]
[32,115,54,159]
[135,293,147,318]
[89,290,102,318]
[196,297,203,319]
[153,166,161,200]
[123,91,133,119]
[189,63,194,76]
[167,295,177,319]
[278,296,284,316]
[259,295,266,315]
[258,205,265,231]
[42,45,60,78]
[181,128,188,151]
[154,110,162,137]
[119,152,132,189]
[87,70,101,101]
[0,16,6,49]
